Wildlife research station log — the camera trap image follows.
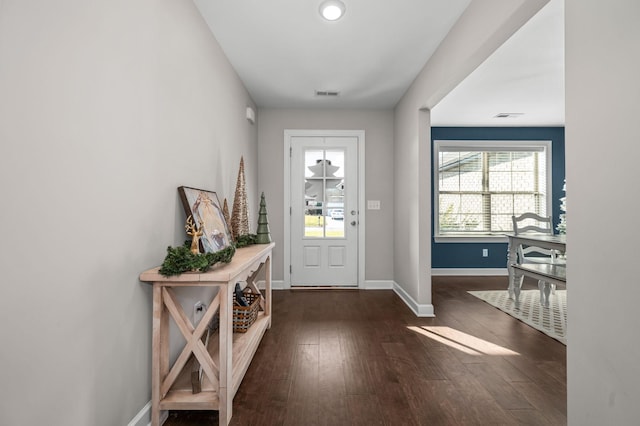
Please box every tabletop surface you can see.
[139,243,275,284]
[505,233,566,245]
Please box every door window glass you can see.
[304,149,345,238]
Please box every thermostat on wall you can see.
[246,107,256,124]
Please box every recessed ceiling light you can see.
[319,0,346,21]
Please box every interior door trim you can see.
[284,129,365,289]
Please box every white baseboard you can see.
[392,282,435,317]
[128,402,167,426]
[431,268,508,276]
[263,280,394,290]
[256,279,286,290]
[270,280,286,290]
[361,280,394,290]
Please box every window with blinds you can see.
[434,140,552,239]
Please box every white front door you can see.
[290,135,359,286]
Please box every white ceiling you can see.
[431,0,564,126]
[194,0,564,126]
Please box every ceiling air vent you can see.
[315,90,340,97]
[494,112,524,118]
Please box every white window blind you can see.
[434,140,552,239]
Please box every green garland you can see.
[159,242,236,277]
[158,233,260,277]
[235,233,257,248]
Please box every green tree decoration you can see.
[256,192,271,244]
[231,156,250,241]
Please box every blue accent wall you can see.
[431,127,565,269]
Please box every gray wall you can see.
[393,0,549,307]
[566,0,640,424]
[257,108,395,283]
[0,0,257,424]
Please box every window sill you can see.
[434,235,509,244]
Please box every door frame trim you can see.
[283,129,366,289]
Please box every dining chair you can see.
[511,212,564,307]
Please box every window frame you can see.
[433,140,553,243]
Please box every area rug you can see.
[468,289,567,345]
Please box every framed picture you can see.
[178,186,233,254]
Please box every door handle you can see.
[350,221,357,226]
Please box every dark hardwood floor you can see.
[164,276,566,425]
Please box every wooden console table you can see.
[139,243,274,426]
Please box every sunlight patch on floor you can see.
[407,326,520,356]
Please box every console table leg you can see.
[151,284,166,426]
[265,255,272,329]
[218,285,233,425]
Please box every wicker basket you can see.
[232,289,261,333]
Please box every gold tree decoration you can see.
[222,198,231,231]
[231,156,250,240]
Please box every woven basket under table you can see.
[232,290,261,333]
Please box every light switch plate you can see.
[367,200,381,210]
